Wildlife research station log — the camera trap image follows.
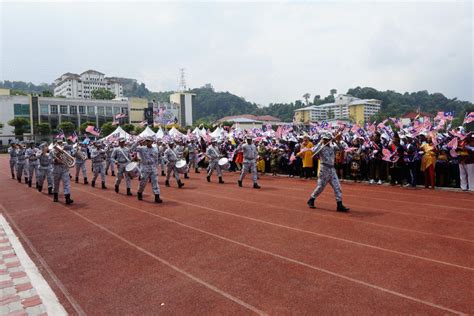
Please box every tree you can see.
[79,121,96,134]
[100,122,116,137]
[0,122,3,133]
[330,89,337,96]
[42,90,53,97]
[58,121,76,134]
[134,125,145,134]
[121,124,135,133]
[92,88,115,100]
[8,117,29,140]
[313,95,321,104]
[36,123,51,136]
[302,93,311,105]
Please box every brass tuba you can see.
[49,143,76,168]
[73,143,87,161]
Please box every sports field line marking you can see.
[0,206,81,316]
[77,187,474,271]
[198,181,474,224]
[75,188,467,315]
[0,190,266,316]
[260,182,474,211]
[189,189,474,243]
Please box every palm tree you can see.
[302,93,311,105]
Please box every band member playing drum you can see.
[238,136,261,189]
[307,133,349,212]
[188,139,200,173]
[206,138,224,184]
[112,138,133,196]
[90,141,107,189]
[131,136,162,203]
[164,141,185,188]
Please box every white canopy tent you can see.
[138,126,156,138]
[155,127,164,139]
[168,127,184,139]
[102,126,131,141]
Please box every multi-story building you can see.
[169,92,195,127]
[294,94,381,124]
[0,93,33,143]
[53,70,123,99]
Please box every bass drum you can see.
[125,162,141,179]
[218,157,230,170]
[175,159,188,174]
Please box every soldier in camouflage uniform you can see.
[90,142,107,189]
[15,142,28,184]
[164,142,184,188]
[238,137,261,189]
[188,139,200,173]
[37,143,54,195]
[26,141,40,188]
[8,142,17,179]
[131,137,162,203]
[112,138,133,196]
[307,133,349,212]
[51,140,74,204]
[73,143,88,184]
[206,139,224,184]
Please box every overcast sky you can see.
[1,1,472,104]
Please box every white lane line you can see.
[0,210,69,316]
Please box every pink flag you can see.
[447,137,458,150]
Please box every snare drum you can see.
[175,159,188,174]
[218,157,230,170]
[125,162,140,179]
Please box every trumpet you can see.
[73,143,88,161]
[49,143,76,168]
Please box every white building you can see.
[54,70,123,99]
[0,94,33,143]
[169,92,195,127]
[294,94,382,124]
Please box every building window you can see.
[113,107,120,115]
[87,106,95,115]
[40,104,49,115]
[70,105,77,115]
[97,106,105,116]
[50,104,58,115]
[60,105,68,114]
[79,106,86,115]
[121,107,128,115]
[105,107,112,116]
[13,104,30,116]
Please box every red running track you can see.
[0,156,473,315]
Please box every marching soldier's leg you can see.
[125,167,132,196]
[151,169,162,203]
[165,164,172,186]
[307,169,331,208]
[115,164,123,193]
[174,166,184,188]
[37,169,45,192]
[16,163,23,182]
[137,169,148,200]
[100,163,107,189]
[110,159,115,176]
[206,161,214,182]
[91,164,99,187]
[47,168,54,195]
[10,160,15,179]
[81,163,88,184]
[53,167,61,202]
[75,164,80,183]
[63,167,73,205]
[251,161,260,188]
[328,169,349,212]
[238,162,248,186]
[217,165,224,183]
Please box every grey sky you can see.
[1,1,472,104]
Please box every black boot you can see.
[127,188,132,196]
[53,193,58,202]
[137,192,143,200]
[91,180,95,187]
[337,201,350,212]
[11,173,15,179]
[112,171,115,176]
[184,173,189,179]
[75,176,79,183]
[178,180,184,188]
[219,177,224,184]
[28,180,32,188]
[48,187,53,195]
[238,180,242,187]
[115,185,119,193]
[84,178,88,185]
[105,171,108,176]
[155,194,163,203]
[25,177,29,185]
[17,177,21,183]
[161,171,165,176]
[206,175,211,182]
[102,182,107,189]
[65,194,74,205]
[37,185,43,193]
[165,180,170,187]
[307,197,315,209]
[35,182,39,189]
[253,183,261,189]
[195,168,200,174]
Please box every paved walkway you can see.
[0,215,66,316]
